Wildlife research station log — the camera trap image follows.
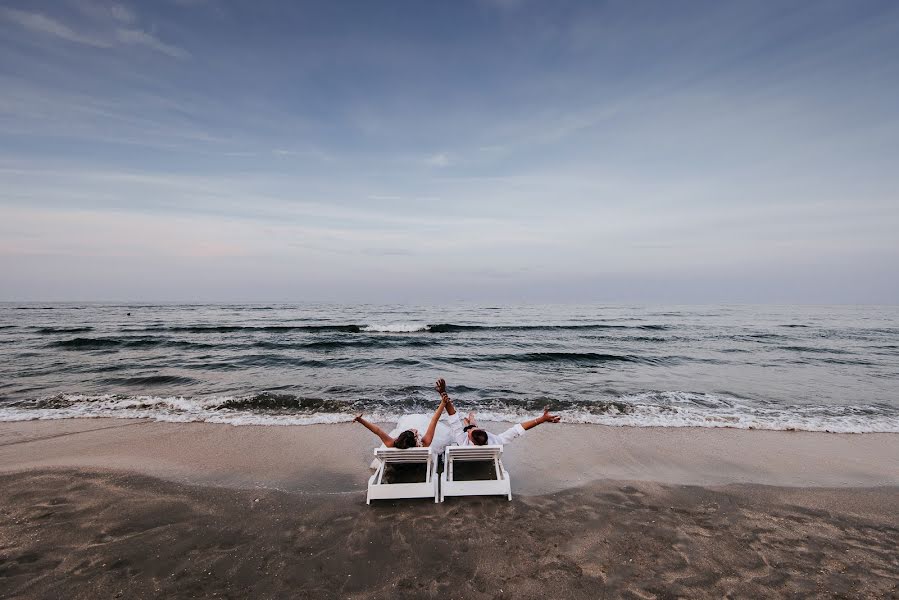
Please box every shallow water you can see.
[1,303,897,432]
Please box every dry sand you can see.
[0,419,897,599]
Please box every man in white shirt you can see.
[435,378,560,446]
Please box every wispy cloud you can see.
[1,8,110,47]
[114,27,188,58]
[1,5,187,59]
[110,4,136,24]
[71,1,135,24]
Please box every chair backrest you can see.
[445,444,503,462]
[374,447,432,463]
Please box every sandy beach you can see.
[0,419,897,599]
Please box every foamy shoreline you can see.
[4,389,898,433]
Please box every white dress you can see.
[370,414,453,468]
[388,414,453,455]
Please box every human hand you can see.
[435,378,447,394]
[353,413,364,423]
[541,408,561,423]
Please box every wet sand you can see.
[1,470,897,599]
[1,419,897,493]
[0,420,897,599]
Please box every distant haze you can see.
[1,1,897,303]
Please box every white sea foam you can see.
[1,392,898,433]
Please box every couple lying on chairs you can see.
[353,378,561,455]
[354,378,560,502]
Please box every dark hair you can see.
[470,429,489,446]
[394,429,418,449]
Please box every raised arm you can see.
[435,378,453,414]
[353,413,395,447]
[420,398,446,446]
[436,378,467,445]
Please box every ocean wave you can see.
[251,337,439,350]
[426,324,491,333]
[122,322,671,334]
[777,345,851,355]
[50,337,216,350]
[35,326,94,334]
[427,323,669,333]
[2,391,896,433]
[52,337,122,349]
[441,352,650,365]
[734,333,790,342]
[141,325,364,333]
[98,375,199,387]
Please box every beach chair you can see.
[367,447,439,504]
[440,445,511,502]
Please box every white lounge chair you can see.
[440,445,511,502]
[367,447,439,504]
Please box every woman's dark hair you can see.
[393,429,418,449]
[471,429,489,446]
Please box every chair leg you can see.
[433,460,439,502]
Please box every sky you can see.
[1,0,897,303]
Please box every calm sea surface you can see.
[1,303,897,432]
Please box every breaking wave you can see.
[122,322,670,334]
[1,391,896,433]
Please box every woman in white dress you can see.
[353,381,453,455]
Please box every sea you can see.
[1,303,897,433]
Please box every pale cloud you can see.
[1,8,110,47]
[2,6,186,59]
[114,28,189,58]
[425,153,451,167]
[72,0,136,24]
[110,4,137,24]
[0,197,545,266]
[270,148,333,161]
[0,164,538,239]
[0,80,223,148]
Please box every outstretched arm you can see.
[421,398,446,447]
[354,414,395,447]
[522,408,561,431]
[494,408,561,445]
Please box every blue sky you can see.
[1,0,897,302]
